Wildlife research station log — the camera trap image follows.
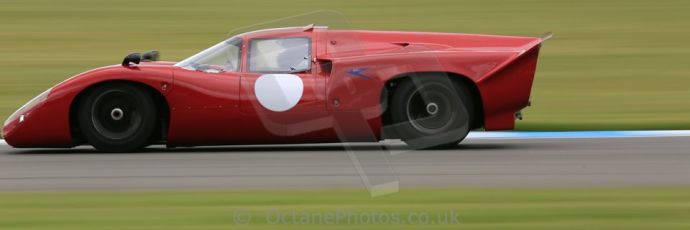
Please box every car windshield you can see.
[175,37,242,73]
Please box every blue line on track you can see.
[466,130,690,139]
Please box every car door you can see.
[239,35,333,139]
[167,38,243,145]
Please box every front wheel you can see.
[77,83,157,152]
[389,76,474,149]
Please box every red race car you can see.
[3,25,545,152]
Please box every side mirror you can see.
[122,53,141,67]
[142,50,160,62]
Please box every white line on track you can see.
[2,130,690,146]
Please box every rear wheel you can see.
[390,76,474,149]
[77,83,157,152]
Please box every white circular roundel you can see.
[254,74,304,112]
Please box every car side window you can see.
[248,37,311,73]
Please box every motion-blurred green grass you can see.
[1,0,689,130]
[1,188,689,230]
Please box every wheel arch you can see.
[380,72,484,138]
[68,80,170,145]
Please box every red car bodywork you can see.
[3,26,543,148]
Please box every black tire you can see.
[77,83,157,152]
[390,76,474,149]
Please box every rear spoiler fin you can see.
[540,32,554,43]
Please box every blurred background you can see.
[2,1,690,229]
[2,0,689,131]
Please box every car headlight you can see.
[4,88,52,126]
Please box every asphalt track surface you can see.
[1,133,690,191]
